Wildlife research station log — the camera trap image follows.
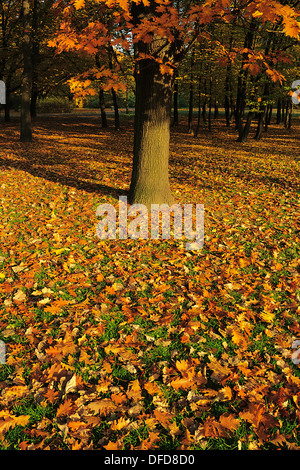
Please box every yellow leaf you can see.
[261,311,275,323]
[74,0,85,9]
[53,248,70,255]
[111,417,130,431]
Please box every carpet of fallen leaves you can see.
[0,112,299,450]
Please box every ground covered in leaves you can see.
[0,113,299,450]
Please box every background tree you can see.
[20,0,32,142]
[50,0,300,205]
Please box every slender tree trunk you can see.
[188,49,194,135]
[284,100,292,129]
[240,111,254,142]
[125,86,129,114]
[214,100,219,118]
[202,79,207,123]
[30,0,39,118]
[99,88,107,128]
[224,86,230,127]
[195,75,201,137]
[254,107,266,140]
[129,58,174,207]
[208,74,212,132]
[108,46,120,130]
[171,79,179,127]
[30,88,38,118]
[236,19,257,141]
[254,82,268,140]
[276,98,282,124]
[111,87,120,130]
[20,0,32,142]
[4,86,10,122]
[265,104,272,130]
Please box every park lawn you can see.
[0,114,299,450]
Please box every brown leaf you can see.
[56,399,75,417]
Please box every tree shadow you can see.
[0,115,132,202]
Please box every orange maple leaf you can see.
[56,399,75,417]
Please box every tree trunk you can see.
[171,79,178,127]
[208,75,212,132]
[276,98,282,124]
[188,49,194,134]
[265,103,272,130]
[214,100,219,118]
[240,111,254,142]
[111,87,120,130]
[195,75,201,137]
[129,58,174,207]
[99,88,107,128]
[235,19,257,141]
[20,0,32,142]
[284,101,292,129]
[30,0,39,118]
[254,107,266,140]
[30,87,38,118]
[4,86,10,122]
[202,79,207,123]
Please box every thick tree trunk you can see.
[129,59,174,207]
[20,0,32,142]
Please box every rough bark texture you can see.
[20,0,32,142]
[128,0,179,207]
[129,58,174,207]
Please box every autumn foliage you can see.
[0,113,299,450]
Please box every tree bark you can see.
[208,74,212,132]
[276,98,282,124]
[99,88,107,128]
[129,58,174,207]
[195,75,201,137]
[235,19,257,141]
[4,84,10,122]
[20,0,32,142]
[111,87,120,130]
[171,78,179,127]
[188,49,195,134]
[284,100,292,129]
[254,107,266,140]
[30,0,39,118]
